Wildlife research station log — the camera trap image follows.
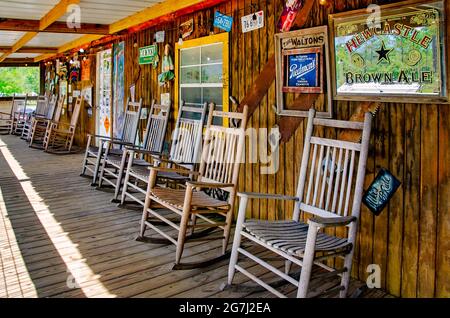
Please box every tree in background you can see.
[0,67,39,96]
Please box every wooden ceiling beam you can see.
[35,0,229,63]
[40,0,80,30]
[1,58,37,65]
[1,0,80,64]
[0,46,58,54]
[110,0,215,34]
[0,18,109,35]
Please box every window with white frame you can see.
[179,43,224,111]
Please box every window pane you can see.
[203,87,222,106]
[180,87,202,105]
[201,64,223,83]
[180,66,200,84]
[181,47,200,66]
[201,44,222,64]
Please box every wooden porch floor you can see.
[0,135,392,298]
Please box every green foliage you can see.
[0,67,40,96]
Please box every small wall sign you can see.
[282,47,323,93]
[363,169,401,216]
[139,44,158,65]
[213,11,233,32]
[329,0,448,103]
[180,19,194,39]
[277,0,302,32]
[241,11,264,33]
[275,25,333,118]
[155,31,165,43]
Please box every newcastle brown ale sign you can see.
[329,1,447,103]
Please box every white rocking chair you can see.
[227,108,372,298]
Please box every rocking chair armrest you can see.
[126,147,162,156]
[309,216,357,228]
[88,134,123,142]
[151,155,195,168]
[53,122,72,129]
[187,181,234,189]
[105,140,134,147]
[148,166,200,176]
[238,192,299,201]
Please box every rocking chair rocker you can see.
[80,98,143,186]
[118,101,207,207]
[96,99,169,198]
[226,108,372,298]
[29,95,62,149]
[43,95,82,154]
[21,95,49,141]
[137,104,248,269]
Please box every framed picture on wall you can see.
[282,47,323,94]
[275,25,333,118]
[329,0,448,103]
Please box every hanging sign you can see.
[277,0,303,32]
[81,58,91,81]
[139,44,158,65]
[213,11,233,32]
[330,0,447,103]
[155,31,165,43]
[275,26,332,118]
[180,19,194,39]
[241,11,264,33]
[363,169,401,216]
[283,47,322,93]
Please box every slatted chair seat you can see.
[243,220,351,255]
[151,187,230,209]
[130,165,189,182]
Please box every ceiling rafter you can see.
[0,18,109,35]
[33,0,227,63]
[0,46,58,54]
[0,0,80,63]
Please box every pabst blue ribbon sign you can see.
[330,1,447,102]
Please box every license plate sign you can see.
[241,11,264,33]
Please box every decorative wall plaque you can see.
[275,25,332,117]
[363,169,401,216]
[329,0,448,103]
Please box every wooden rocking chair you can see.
[0,94,17,135]
[43,96,82,154]
[118,101,207,207]
[21,95,49,141]
[97,100,170,200]
[138,105,248,269]
[11,94,29,135]
[81,98,143,186]
[30,95,62,149]
[227,109,372,298]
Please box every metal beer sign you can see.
[330,1,447,103]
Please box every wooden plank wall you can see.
[65,0,449,298]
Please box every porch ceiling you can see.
[0,0,211,65]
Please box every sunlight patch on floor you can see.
[0,138,116,298]
[0,187,38,297]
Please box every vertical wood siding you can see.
[71,0,449,297]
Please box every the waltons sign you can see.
[330,1,447,102]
